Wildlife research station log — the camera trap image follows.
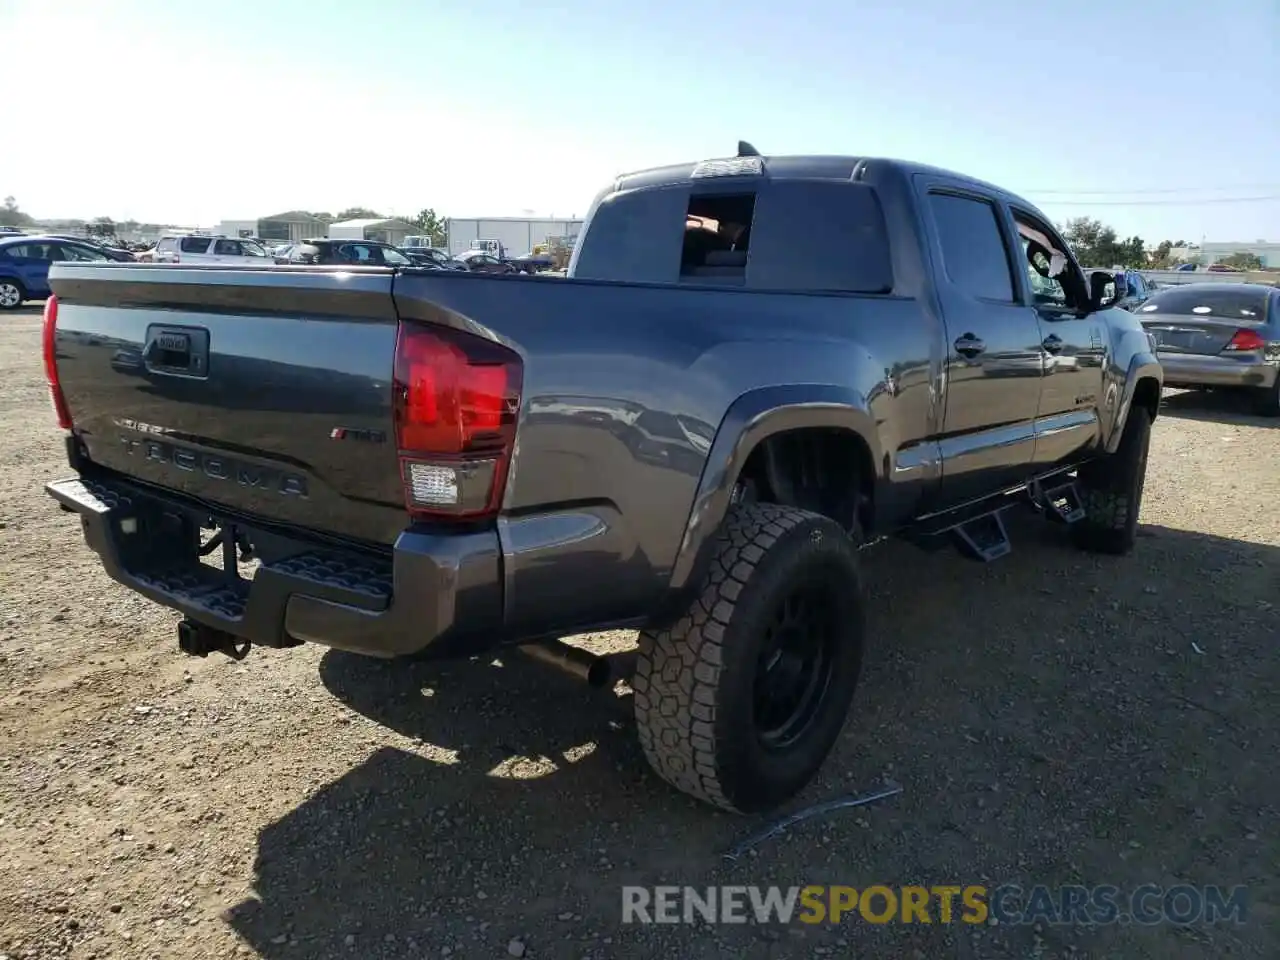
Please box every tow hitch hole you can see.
[177,619,251,660]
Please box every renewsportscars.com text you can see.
[621,884,1249,926]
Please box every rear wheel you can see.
[0,280,25,310]
[1251,378,1280,418]
[1071,407,1153,555]
[633,503,865,813]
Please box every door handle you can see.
[954,334,986,358]
[1042,334,1064,355]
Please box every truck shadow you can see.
[1159,387,1279,428]
[224,515,1279,960]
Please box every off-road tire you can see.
[632,503,864,813]
[1251,378,1280,418]
[1071,407,1153,555]
[0,280,25,311]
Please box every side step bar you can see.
[952,510,1013,562]
[906,475,1087,563]
[1030,479,1086,524]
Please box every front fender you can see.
[1105,350,1162,454]
[666,383,880,593]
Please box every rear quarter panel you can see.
[393,271,936,635]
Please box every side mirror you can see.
[1089,271,1119,311]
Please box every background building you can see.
[215,212,329,242]
[328,218,417,245]
[445,216,582,256]
[1199,240,1280,268]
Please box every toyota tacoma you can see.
[43,144,1162,813]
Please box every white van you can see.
[154,234,271,266]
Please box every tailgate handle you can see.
[144,325,209,377]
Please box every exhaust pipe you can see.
[517,640,611,688]
[177,619,251,661]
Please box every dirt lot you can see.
[1,304,1276,959]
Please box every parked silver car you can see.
[1136,282,1280,415]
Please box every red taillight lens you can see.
[42,295,73,429]
[393,323,522,520]
[1224,328,1265,352]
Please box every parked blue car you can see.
[0,235,114,310]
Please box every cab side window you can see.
[1021,237,1067,306]
[1011,211,1088,313]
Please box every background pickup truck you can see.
[43,145,1162,814]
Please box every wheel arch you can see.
[0,274,27,297]
[667,384,882,595]
[1106,354,1162,454]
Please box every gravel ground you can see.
[1,304,1276,959]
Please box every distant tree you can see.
[335,207,382,221]
[1062,216,1118,265]
[1061,217,1146,268]
[1219,251,1263,270]
[307,211,335,223]
[1117,235,1147,269]
[0,196,35,228]
[412,207,447,244]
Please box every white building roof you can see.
[449,215,582,223]
[329,218,416,230]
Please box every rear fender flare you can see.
[1106,352,1162,454]
[667,384,881,593]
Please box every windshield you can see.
[383,247,411,266]
[241,240,268,257]
[1138,287,1270,323]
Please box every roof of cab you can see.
[613,153,1036,213]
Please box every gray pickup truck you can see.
[43,145,1162,813]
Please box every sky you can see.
[2,0,1277,243]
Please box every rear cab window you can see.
[1138,287,1270,323]
[574,177,894,293]
[338,244,375,262]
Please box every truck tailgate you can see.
[49,264,407,545]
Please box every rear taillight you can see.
[393,323,522,520]
[1224,328,1265,352]
[42,295,73,429]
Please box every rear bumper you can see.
[1158,351,1279,389]
[46,473,503,658]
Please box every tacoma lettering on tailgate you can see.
[118,436,309,497]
